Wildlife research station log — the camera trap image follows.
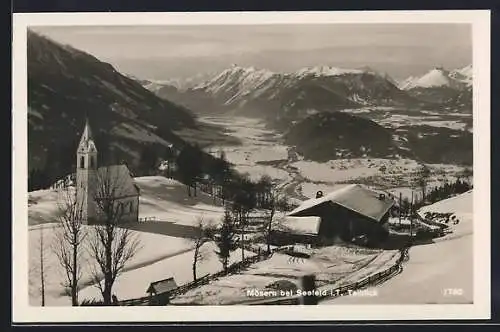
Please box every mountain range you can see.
[151,65,429,123]
[145,64,472,122]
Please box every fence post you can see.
[300,274,318,305]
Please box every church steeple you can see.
[77,118,98,169]
[76,117,98,225]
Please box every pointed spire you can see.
[83,117,93,140]
[78,117,97,153]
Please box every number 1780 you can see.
[443,288,463,296]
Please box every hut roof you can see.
[146,277,178,295]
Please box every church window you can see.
[80,156,85,169]
[90,156,95,169]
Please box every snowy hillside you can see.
[28,176,231,306]
[29,176,225,226]
[322,190,473,304]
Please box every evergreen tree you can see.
[212,207,238,271]
[176,144,203,196]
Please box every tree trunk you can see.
[192,261,197,282]
[103,229,113,305]
[240,227,245,261]
[103,280,112,305]
[39,231,45,307]
[71,239,78,306]
[192,244,199,281]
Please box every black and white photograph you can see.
[12,10,491,322]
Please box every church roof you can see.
[96,164,139,198]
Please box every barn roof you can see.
[278,216,321,236]
[288,184,395,222]
[146,277,178,295]
[95,165,140,198]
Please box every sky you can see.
[33,24,472,82]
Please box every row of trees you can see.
[190,176,290,281]
[36,170,141,306]
[398,177,473,216]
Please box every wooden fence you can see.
[117,250,273,306]
[239,246,410,305]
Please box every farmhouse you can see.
[287,184,395,246]
[76,118,140,224]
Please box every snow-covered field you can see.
[321,191,473,304]
[135,176,225,227]
[77,242,256,303]
[29,224,194,306]
[29,176,226,227]
[171,246,399,305]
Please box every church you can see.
[76,119,140,225]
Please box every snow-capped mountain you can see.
[294,65,364,78]
[195,65,277,102]
[399,65,472,90]
[399,65,472,109]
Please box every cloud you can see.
[33,24,471,79]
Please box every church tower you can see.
[76,118,98,224]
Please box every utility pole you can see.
[399,192,402,226]
[409,191,413,243]
[300,274,318,305]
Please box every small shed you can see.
[146,277,178,305]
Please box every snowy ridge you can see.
[295,65,364,78]
[196,65,276,94]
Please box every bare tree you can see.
[415,164,431,201]
[87,168,141,305]
[263,193,289,254]
[192,216,211,281]
[52,188,87,306]
[38,227,47,306]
